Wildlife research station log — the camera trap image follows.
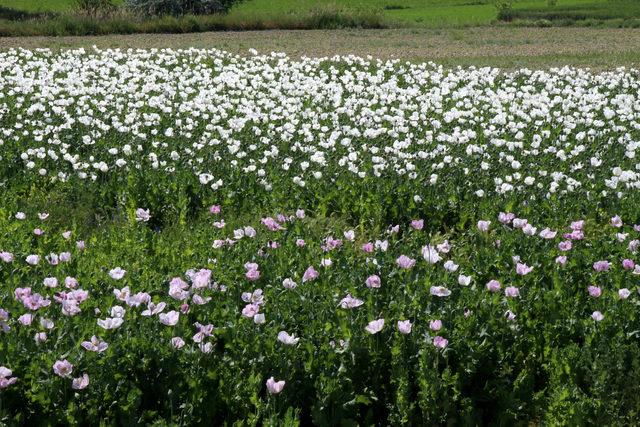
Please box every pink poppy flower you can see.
[505,286,520,298]
[261,217,284,231]
[477,220,491,232]
[38,212,49,220]
[397,320,412,334]
[192,323,214,343]
[522,224,537,236]
[266,377,285,394]
[443,260,459,272]
[396,255,415,269]
[516,263,533,276]
[209,205,221,214]
[430,286,451,297]
[0,366,18,390]
[135,208,150,223]
[505,310,516,321]
[365,319,385,334]
[277,331,300,345]
[62,231,72,240]
[191,269,211,288]
[97,317,124,330]
[25,255,39,265]
[375,240,389,252]
[302,266,319,282]
[564,230,584,240]
[169,278,190,301]
[458,274,472,286]
[244,226,257,238]
[253,313,265,325]
[433,336,448,349]
[296,239,305,247]
[141,301,166,316]
[53,359,73,378]
[619,288,631,299]
[513,218,528,229]
[498,212,515,224]
[109,267,126,280]
[159,311,179,326]
[344,230,355,241]
[72,373,89,390]
[339,294,364,309]
[171,337,185,349]
[622,259,635,270]
[593,261,611,272]
[246,269,260,281]
[44,277,58,288]
[437,240,451,253]
[486,280,501,293]
[199,342,213,353]
[296,209,305,219]
[411,219,424,230]
[322,237,343,252]
[0,252,13,263]
[611,215,623,228]
[34,332,47,343]
[0,367,17,389]
[81,336,109,352]
[588,286,601,298]
[18,313,33,326]
[422,245,441,264]
[570,220,584,231]
[592,311,604,321]
[76,240,85,250]
[46,253,59,265]
[365,275,381,288]
[33,228,44,236]
[282,278,297,289]
[242,303,260,318]
[558,241,572,251]
[361,242,374,253]
[556,256,568,265]
[429,319,442,331]
[241,289,264,304]
[539,228,557,239]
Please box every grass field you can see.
[4,0,639,28]
[1,27,638,70]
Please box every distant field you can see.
[4,0,632,27]
[1,27,638,70]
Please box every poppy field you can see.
[1,48,640,425]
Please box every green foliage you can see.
[75,0,116,15]
[500,0,640,23]
[124,0,242,15]
[495,0,514,21]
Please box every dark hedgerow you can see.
[124,0,243,16]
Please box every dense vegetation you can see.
[1,0,639,37]
[1,48,640,424]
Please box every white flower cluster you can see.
[1,48,639,201]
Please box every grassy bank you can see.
[2,0,640,37]
[0,6,388,37]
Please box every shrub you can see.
[495,0,514,21]
[125,0,241,16]
[76,0,116,16]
